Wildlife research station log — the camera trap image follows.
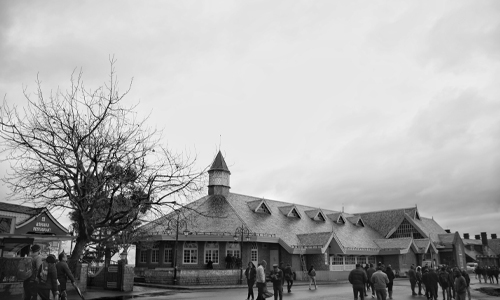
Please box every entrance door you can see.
[270,250,279,267]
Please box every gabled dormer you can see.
[327,212,346,224]
[346,215,365,227]
[248,198,271,215]
[278,205,302,219]
[305,209,326,222]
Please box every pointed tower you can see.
[208,151,231,196]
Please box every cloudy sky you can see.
[1,0,499,243]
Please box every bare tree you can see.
[0,59,206,260]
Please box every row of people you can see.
[408,265,470,300]
[349,263,395,300]
[474,265,499,284]
[23,244,76,300]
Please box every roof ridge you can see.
[357,207,417,214]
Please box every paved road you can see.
[70,276,499,300]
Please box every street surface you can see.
[69,276,498,300]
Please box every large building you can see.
[136,152,466,281]
[462,232,499,267]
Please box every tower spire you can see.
[208,151,231,196]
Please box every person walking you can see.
[367,263,377,298]
[56,252,75,300]
[438,266,451,300]
[416,266,424,296]
[427,267,439,300]
[23,244,43,300]
[422,268,432,300]
[408,265,418,296]
[244,262,256,300]
[386,265,395,300]
[256,260,267,300]
[453,269,467,300]
[371,266,389,300]
[283,263,294,293]
[37,254,59,300]
[308,265,317,290]
[460,269,471,300]
[270,264,283,300]
[365,264,371,296]
[349,263,368,300]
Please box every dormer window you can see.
[289,208,301,218]
[337,216,346,224]
[356,219,365,227]
[315,213,326,222]
[256,202,271,214]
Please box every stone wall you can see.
[142,268,241,285]
[122,265,135,292]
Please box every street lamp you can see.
[233,224,251,284]
[164,211,189,285]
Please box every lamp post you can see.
[164,211,189,285]
[233,224,251,284]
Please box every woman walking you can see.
[244,262,256,300]
[386,265,395,299]
[308,265,317,290]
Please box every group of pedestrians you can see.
[408,264,471,300]
[349,262,395,300]
[245,260,296,300]
[474,265,499,284]
[23,244,76,300]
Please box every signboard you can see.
[15,212,68,236]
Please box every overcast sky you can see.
[1,1,499,241]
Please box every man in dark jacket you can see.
[23,244,43,300]
[427,268,439,300]
[349,263,368,300]
[56,252,75,300]
[454,269,467,300]
[283,263,294,293]
[367,263,376,298]
[37,254,59,300]
[438,266,450,300]
[270,263,283,300]
[408,265,418,296]
[461,269,471,300]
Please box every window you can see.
[332,255,344,265]
[324,253,328,265]
[0,217,14,234]
[289,208,300,218]
[315,213,326,222]
[251,244,258,263]
[183,241,198,264]
[358,256,367,265]
[227,242,241,258]
[391,218,424,239]
[205,242,219,264]
[368,256,377,265]
[345,255,356,265]
[140,250,147,263]
[151,248,159,263]
[164,248,173,263]
[256,203,270,214]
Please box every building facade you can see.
[136,152,466,283]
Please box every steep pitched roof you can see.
[438,233,456,245]
[488,239,500,255]
[419,217,447,243]
[463,239,482,246]
[357,207,419,238]
[0,202,44,216]
[209,151,230,173]
[297,232,332,247]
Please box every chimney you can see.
[481,232,488,246]
[475,235,481,240]
[492,234,497,239]
[445,229,451,233]
[463,233,470,240]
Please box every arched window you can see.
[183,241,198,264]
[205,242,219,264]
[226,242,241,258]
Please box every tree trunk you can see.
[70,237,88,261]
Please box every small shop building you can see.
[136,151,466,285]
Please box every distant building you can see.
[462,232,499,267]
[136,151,466,282]
[0,202,71,257]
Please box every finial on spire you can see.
[342,203,344,213]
